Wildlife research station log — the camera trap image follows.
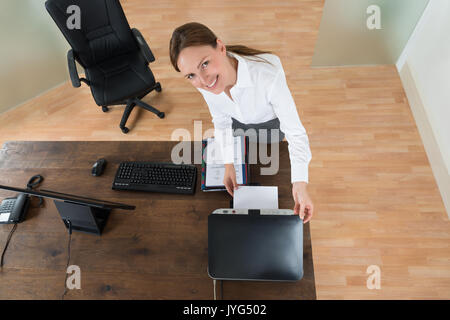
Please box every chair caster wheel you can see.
[121,127,129,134]
[155,83,162,92]
[157,112,165,119]
[102,106,109,112]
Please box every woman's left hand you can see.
[292,181,314,224]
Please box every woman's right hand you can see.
[223,163,238,196]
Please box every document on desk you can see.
[233,186,278,209]
[205,136,245,187]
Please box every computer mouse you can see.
[92,158,107,176]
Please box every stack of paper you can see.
[201,136,249,192]
[233,186,278,209]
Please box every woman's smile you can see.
[206,75,219,89]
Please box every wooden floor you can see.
[0,0,449,299]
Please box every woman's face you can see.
[177,39,232,94]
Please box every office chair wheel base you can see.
[102,106,109,113]
[121,127,129,134]
[155,83,162,92]
[157,112,165,119]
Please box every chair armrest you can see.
[67,50,90,87]
[67,50,81,88]
[131,28,155,63]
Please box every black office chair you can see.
[45,0,164,133]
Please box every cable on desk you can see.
[0,223,18,268]
[61,220,72,300]
[212,279,224,300]
[27,174,44,208]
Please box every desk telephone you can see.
[0,175,43,224]
[0,193,30,224]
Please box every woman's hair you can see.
[169,22,272,72]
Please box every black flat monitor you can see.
[0,184,135,235]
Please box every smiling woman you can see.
[169,22,314,223]
[169,22,272,96]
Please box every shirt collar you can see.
[227,51,254,88]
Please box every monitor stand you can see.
[54,200,111,235]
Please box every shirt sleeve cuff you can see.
[291,163,309,184]
[215,129,235,164]
[221,143,235,163]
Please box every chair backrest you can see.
[45,0,138,68]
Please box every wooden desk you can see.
[0,141,315,299]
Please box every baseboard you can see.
[399,62,450,219]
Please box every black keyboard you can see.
[112,162,197,194]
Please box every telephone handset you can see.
[0,193,30,224]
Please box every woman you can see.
[170,22,313,223]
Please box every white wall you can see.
[0,0,69,115]
[312,0,429,66]
[397,0,450,217]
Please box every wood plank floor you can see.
[0,0,448,299]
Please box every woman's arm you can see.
[198,89,238,195]
[268,64,313,223]
[268,67,312,184]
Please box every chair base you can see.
[106,82,163,134]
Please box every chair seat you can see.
[85,51,156,106]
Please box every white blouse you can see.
[197,51,312,183]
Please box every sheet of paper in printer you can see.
[233,186,278,209]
